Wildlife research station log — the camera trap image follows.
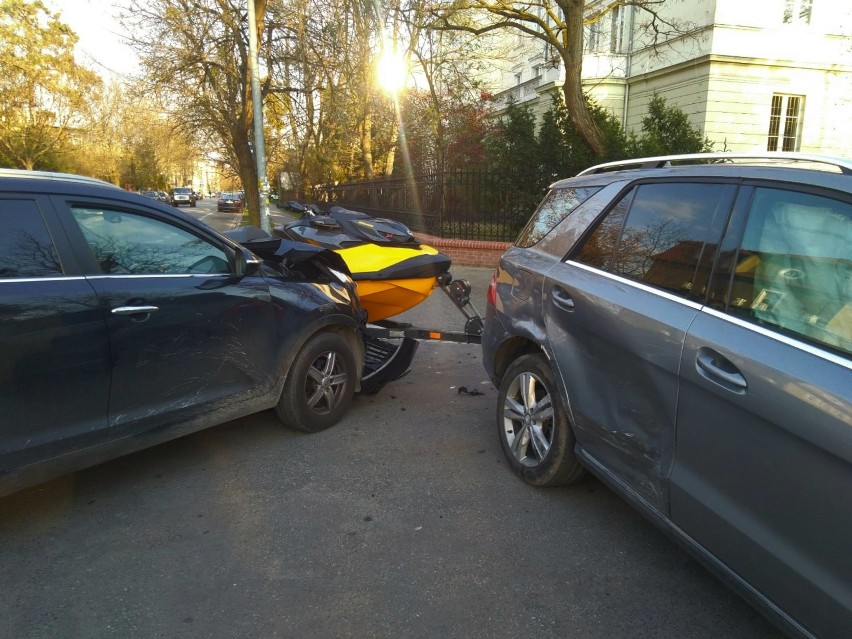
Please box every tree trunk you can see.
[562,0,607,158]
[361,110,375,179]
[235,135,260,227]
[242,0,267,228]
[385,143,396,177]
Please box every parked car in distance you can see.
[0,169,366,498]
[156,191,170,204]
[218,191,243,212]
[139,190,159,200]
[171,186,196,207]
[481,153,851,639]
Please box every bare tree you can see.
[421,0,688,157]
[121,0,269,225]
[264,0,395,191]
[394,0,505,175]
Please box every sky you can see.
[45,0,139,79]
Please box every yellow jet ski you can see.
[277,203,452,322]
[224,211,483,394]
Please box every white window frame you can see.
[586,20,602,52]
[610,5,626,53]
[783,0,813,24]
[767,94,804,152]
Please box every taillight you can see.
[486,269,498,307]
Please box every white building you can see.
[494,0,852,156]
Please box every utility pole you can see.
[247,0,270,233]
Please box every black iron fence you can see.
[280,169,550,242]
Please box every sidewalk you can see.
[266,203,299,228]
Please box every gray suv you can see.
[481,153,851,639]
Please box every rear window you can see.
[572,182,734,301]
[0,199,62,278]
[515,186,600,248]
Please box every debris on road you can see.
[456,386,484,396]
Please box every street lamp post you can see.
[247,0,270,233]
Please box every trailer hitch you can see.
[361,274,483,345]
[357,273,484,393]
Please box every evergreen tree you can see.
[484,99,540,175]
[537,93,627,179]
[627,94,713,156]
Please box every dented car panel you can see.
[481,154,852,639]
[0,170,364,497]
[541,260,699,511]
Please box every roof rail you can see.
[0,168,121,188]
[577,152,852,177]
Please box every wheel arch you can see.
[276,316,365,394]
[492,336,546,388]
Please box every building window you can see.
[586,20,602,52]
[783,0,812,24]
[610,5,626,53]
[767,94,804,151]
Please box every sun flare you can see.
[377,47,408,95]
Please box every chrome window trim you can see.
[1,274,232,283]
[565,260,705,311]
[0,276,86,283]
[700,306,852,370]
[85,274,230,280]
[566,260,851,369]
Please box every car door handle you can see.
[551,287,576,311]
[696,349,747,392]
[111,305,159,315]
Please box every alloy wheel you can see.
[305,350,348,415]
[502,371,555,467]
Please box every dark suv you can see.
[482,153,851,639]
[0,170,366,496]
[171,186,196,207]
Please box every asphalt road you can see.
[0,204,785,638]
[183,197,296,233]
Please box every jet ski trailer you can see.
[222,227,483,394]
[357,272,483,394]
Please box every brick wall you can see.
[414,233,511,268]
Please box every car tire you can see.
[275,331,356,433]
[497,353,585,486]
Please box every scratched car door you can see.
[62,200,277,440]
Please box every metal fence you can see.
[280,169,550,242]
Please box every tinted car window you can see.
[71,207,230,275]
[726,188,851,355]
[574,182,733,299]
[0,199,62,278]
[515,186,600,248]
[573,190,631,269]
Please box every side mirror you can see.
[232,247,260,277]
